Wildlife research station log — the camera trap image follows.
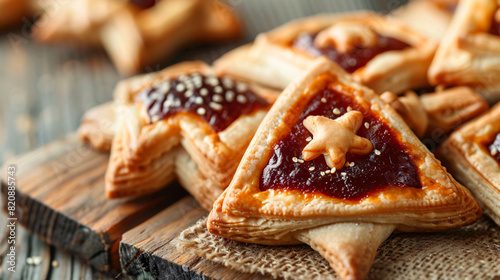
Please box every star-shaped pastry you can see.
[302,111,373,170]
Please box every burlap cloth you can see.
[177,217,500,280]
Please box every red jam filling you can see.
[139,73,269,132]
[259,85,422,200]
[291,32,410,73]
[130,0,158,9]
[489,12,500,36]
[487,133,500,163]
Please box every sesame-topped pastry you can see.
[106,61,277,210]
[214,11,435,94]
[33,0,242,75]
[436,103,500,226]
[429,0,500,103]
[207,58,481,280]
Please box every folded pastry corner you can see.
[105,61,277,210]
[207,58,482,279]
[436,103,500,226]
[214,11,435,95]
[78,101,116,152]
[428,0,500,103]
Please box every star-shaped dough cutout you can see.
[302,111,373,169]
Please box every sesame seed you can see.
[206,77,219,86]
[237,95,247,104]
[236,83,248,92]
[309,166,315,171]
[341,172,347,176]
[209,102,223,111]
[222,77,234,88]
[52,260,59,267]
[321,97,327,103]
[194,81,202,89]
[163,99,173,108]
[185,89,194,98]
[194,96,203,104]
[158,82,170,94]
[331,167,336,173]
[350,162,355,167]
[185,82,194,90]
[213,94,223,103]
[364,122,370,129]
[200,88,209,96]
[325,170,331,174]
[176,83,185,92]
[374,149,381,155]
[197,107,206,115]
[298,159,305,163]
[32,256,42,265]
[179,74,188,81]
[491,147,498,156]
[27,258,33,265]
[347,106,352,112]
[225,90,235,102]
[292,157,298,163]
[150,104,160,115]
[214,86,223,94]
[150,92,162,100]
[174,99,181,107]
[333,108,341,115]
[320,171,325,176]
[306,136,312,142]
[152,115,160,123]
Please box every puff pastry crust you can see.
[207,58,481,280]
[428,0,500,103]
[436,103,500,226]
[33,0,242,75]
[105,61,277,210]
[78,102,116,151]
[214,12,435,94]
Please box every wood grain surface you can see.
[1,135,188,275]
[0,1,406,279]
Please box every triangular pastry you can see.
[429,0,500,103]
[214,12,435,94]
[436,103,500,226]
[388,0,457,42]
[106,61,277,210]
[33,0,242,75]
[207,58,482,280]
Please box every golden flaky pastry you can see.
[214,12,435,94]
[207,58,481,280]
[436,103,500,226]
[33,0,242,75]
[78,102,116,151]
[389,0,457,42]
[106,61,277,210]
[428,0,500,103]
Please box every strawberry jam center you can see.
[291,32,410,73]
[259,85,422,200]
[139,73,269,132]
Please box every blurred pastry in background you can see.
[388,0,457,42]
[214,11,435,95]
[429,0,500,103]
[32,0,243,75]
[0,0,45,30]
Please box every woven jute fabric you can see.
[177,217,500,280]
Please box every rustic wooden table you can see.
[0,1,404,279]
